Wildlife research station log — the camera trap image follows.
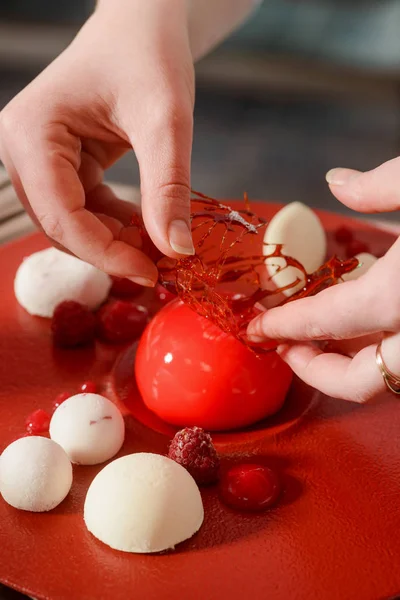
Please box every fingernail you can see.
[325,168,360,186]
[168,219,195,255]
[128,276,156,288]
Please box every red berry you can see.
[80,380,97,394]
[155,284,176,305]
[130,213,163,264]
[97,300,149,344]
[26,409,51,435]
[220,464,280,512]
[345,239,370,258]
[51,301,96,348]
[52,391,70,412]
[168,426,220,485]
[110,277,142,299]
[334,225,353,244]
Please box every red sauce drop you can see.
[220,464,281,511]
[132,191,359,349]
[25,409,51,435]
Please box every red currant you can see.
[80,381,97,394]
[97,301,149,343]
[25,409,51,435]
[110,277,142,299]
[334,225,353,245]
[220,463,281,512]
[345,239,370,258]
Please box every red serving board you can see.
[1,203,400,600]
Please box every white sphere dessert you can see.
[84,453,204,553]
[50,393,125,465]
[0,437,72,512]
[263,202,327,298]
[14,247,111,317]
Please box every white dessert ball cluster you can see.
[14,247,111,317]
[0,394,126,514]
[0,437,72,512]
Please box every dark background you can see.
[0,0,399,217]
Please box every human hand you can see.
[0,0,195,286]
[247,159,400,403]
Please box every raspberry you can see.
[110,277,142,299]
[345,239,370,258]
[26,409,51,435]
[51,301,96,348]
[97,300,148,343]
[168,426,220,485]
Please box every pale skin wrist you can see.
[95,0,189,27]
[95,0,259,62]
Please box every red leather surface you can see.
[1,204,400,600]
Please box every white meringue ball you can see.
[50,393,125,465]
[263,202,327,297]
[342,252,377,281]
[14,247,111,317]
[0,436,72,512]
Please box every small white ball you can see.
[14,247,111,317]
[84,453,204,553]
[342,252,377,282]
[263,202,327,297]
[50,394,125,465]
[0,437,72,512]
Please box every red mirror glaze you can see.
[135,299,293,431]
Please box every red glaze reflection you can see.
[135,300,293,431]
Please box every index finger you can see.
[276,342,385,403]
[247,272,391,342]
[7,127,158,285]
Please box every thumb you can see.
[325,157,400,213]
[132,105,194,259]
